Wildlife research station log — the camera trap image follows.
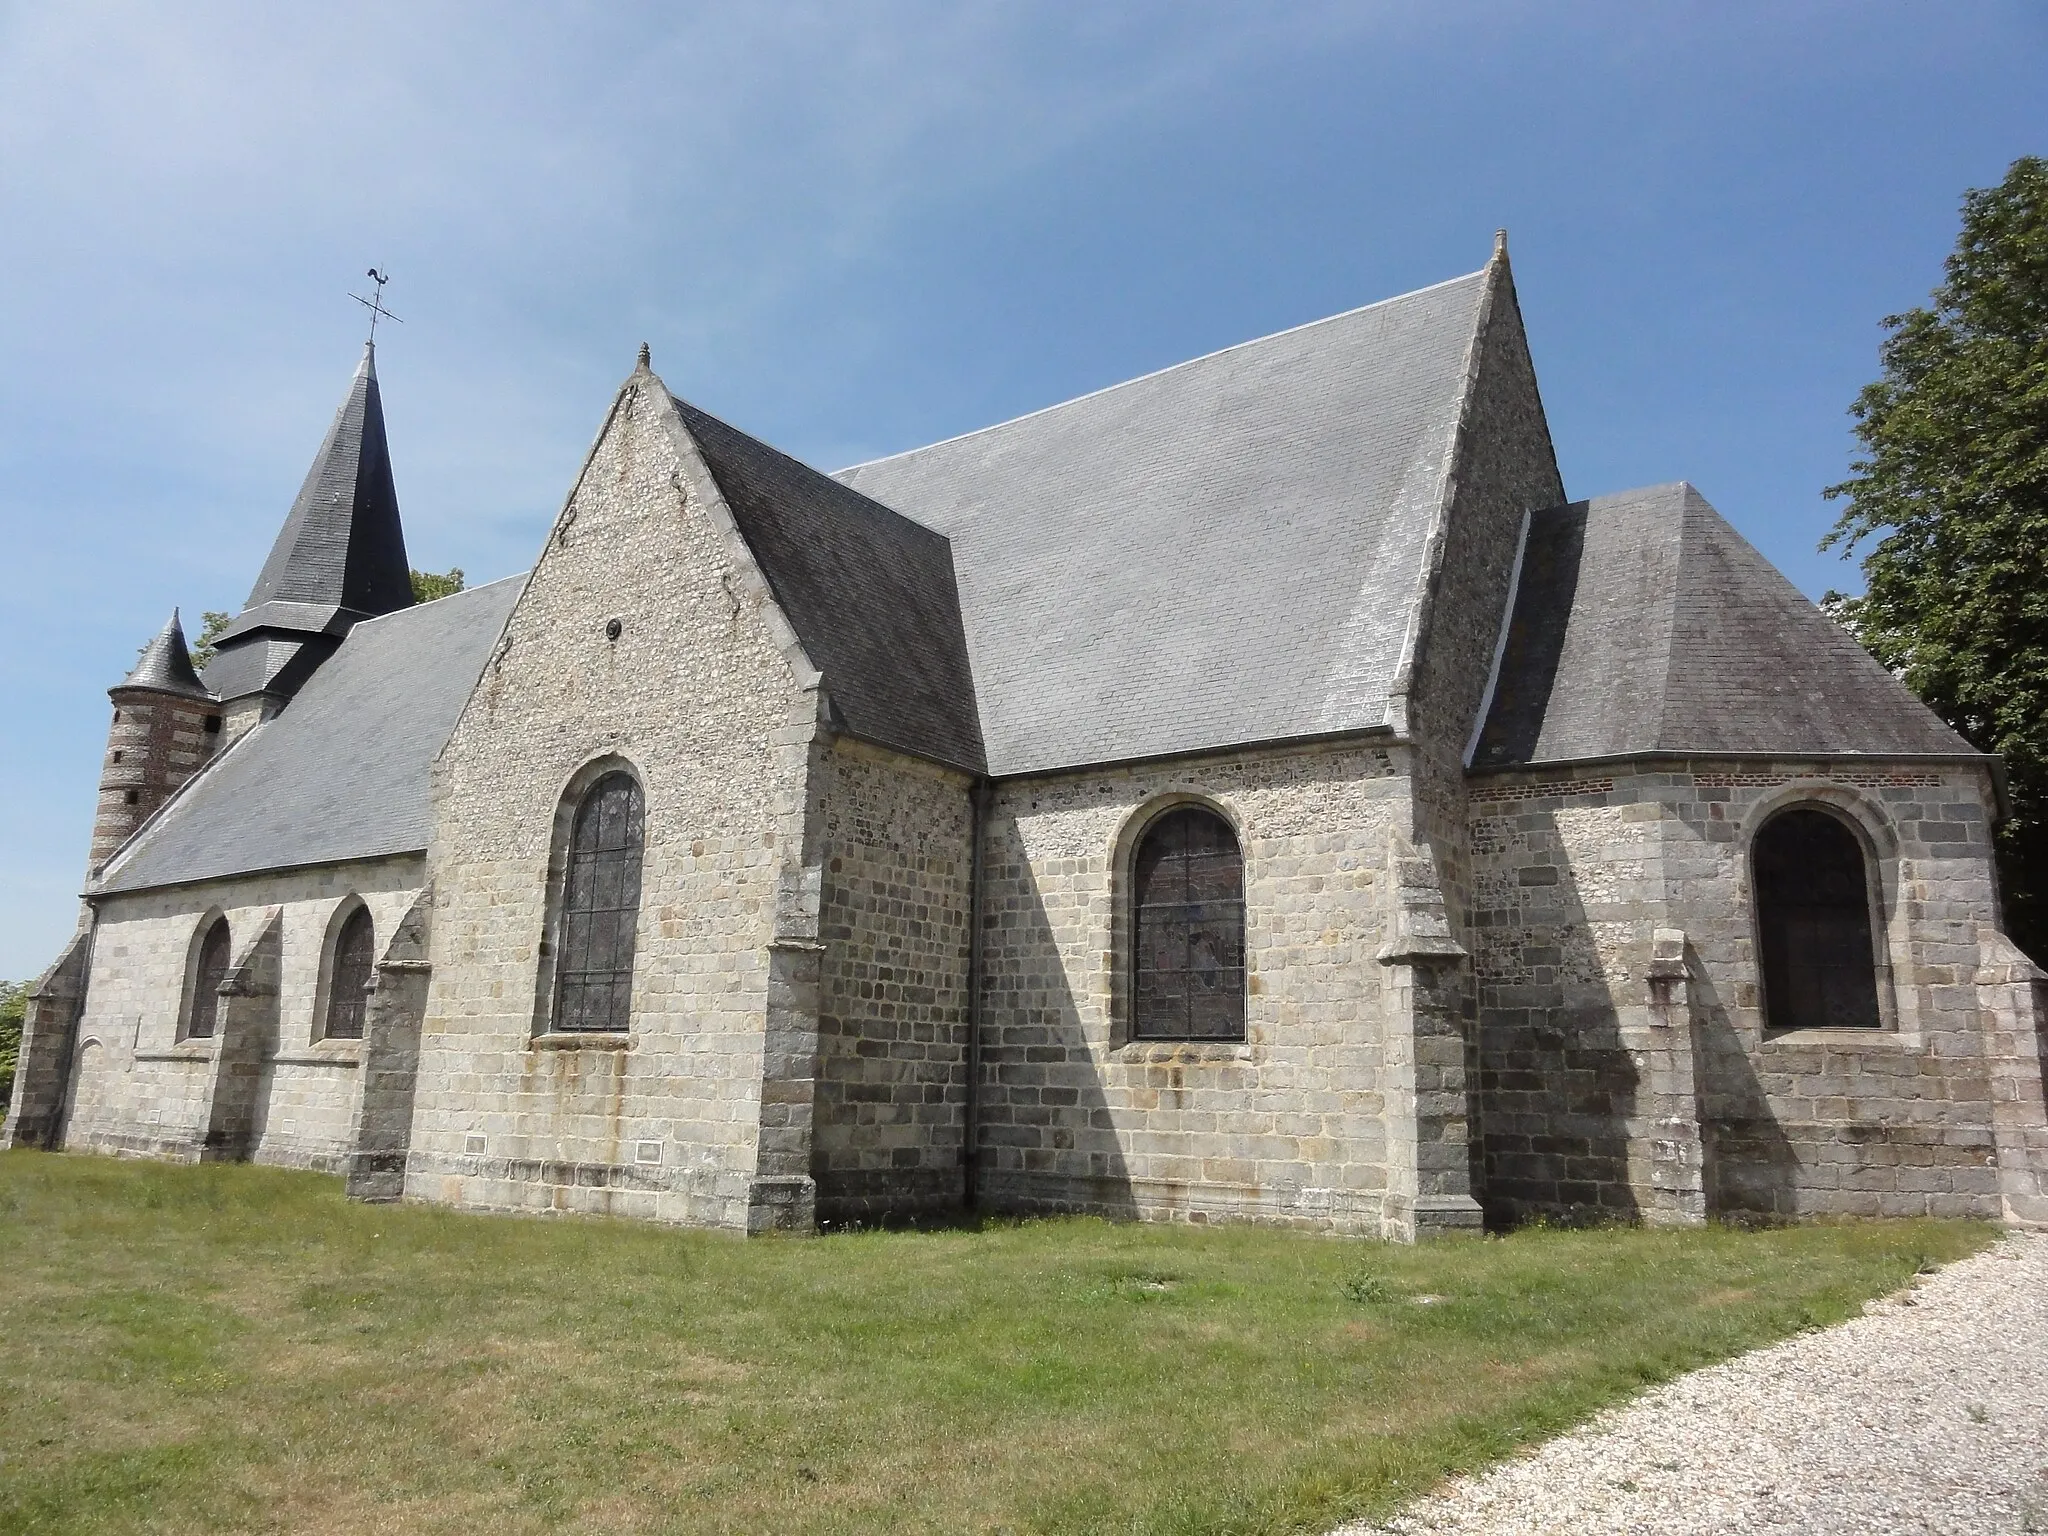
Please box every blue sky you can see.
[2,2,2044,978]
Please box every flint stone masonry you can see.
[408,369,823,1232]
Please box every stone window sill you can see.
[1111,1040,1254,1063]
[269,1046,363,1067]
[135,1045,215,1062]
[530,1032,633,1051]
[1760,1028,1920,1052]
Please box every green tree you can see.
[190,610,232,671]
[411,567,465,603]
[0,978,26,1113]
[183,571,460,672]
[1823,155,2048,959]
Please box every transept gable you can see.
[1388,239,1568,759]
[431,351,826,851]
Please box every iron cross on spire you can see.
[349,268,403,343]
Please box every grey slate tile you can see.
[119,612,212,701]
[217,342,414,650]
[675,398,985,774]
[836,269,1490,776]
[96,576,524,894]
[1473,483,1975,767]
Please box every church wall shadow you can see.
[973,803,1138,1220]
[1473,800,1643,1228]
[1686,958,1799,1220]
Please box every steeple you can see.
[205,341,415,722]
[120,610,213,702]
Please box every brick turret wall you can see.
[90,688,221,876]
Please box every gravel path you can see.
[1336,1232,2048,1536]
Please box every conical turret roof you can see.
[219,341,414,644]
[117,610,213,701]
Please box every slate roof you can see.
[674,398,985,773]
[1470,483,1977,767]
[217,342,414,649]
[96,577,524,894]
[118,611,212,701]
[836,268,1492,776]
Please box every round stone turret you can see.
[90,612,222,878]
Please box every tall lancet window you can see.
[1133,805,1247,1041]
[554,771,646,1034]
[185,916,231,1041]
[1753,807,1884,1031]
[322,905,376,1041]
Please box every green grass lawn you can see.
[0,1152,1994,1536]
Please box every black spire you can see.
[118,610,213,701]
[241,341,412,621]
[207,342,415,705]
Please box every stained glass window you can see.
[553,772,645,1034]
[1754,808,1882,1031]
[1133,806,1246,1041]
[323,906,375,1041]
[186,917,230,1040]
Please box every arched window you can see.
[1132,805,1246,1041]
[185,916,231,1040]
[553,770,646,1034]
[1753,807,1882,1031]
[322,905,376,1041]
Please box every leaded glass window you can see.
[553,771,645,1034]
[323,905,375,1041]
[186,917,230,1040]
[1754,808,1883,1031]
[1133,806,1246,1041]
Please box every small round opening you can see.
[605,617,623,643]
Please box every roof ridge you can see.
[836,265,1491,474]
[341,571,529,635]
[671,394,952,546]
[1646,483,1699,752]
[1379,257,1502,734]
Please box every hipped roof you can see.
[674,398,985,773]
[1471,483,1976,767]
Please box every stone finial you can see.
[1493,228,1508,260]
[636,342,652,372]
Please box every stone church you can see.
[9,238,2047,1239]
